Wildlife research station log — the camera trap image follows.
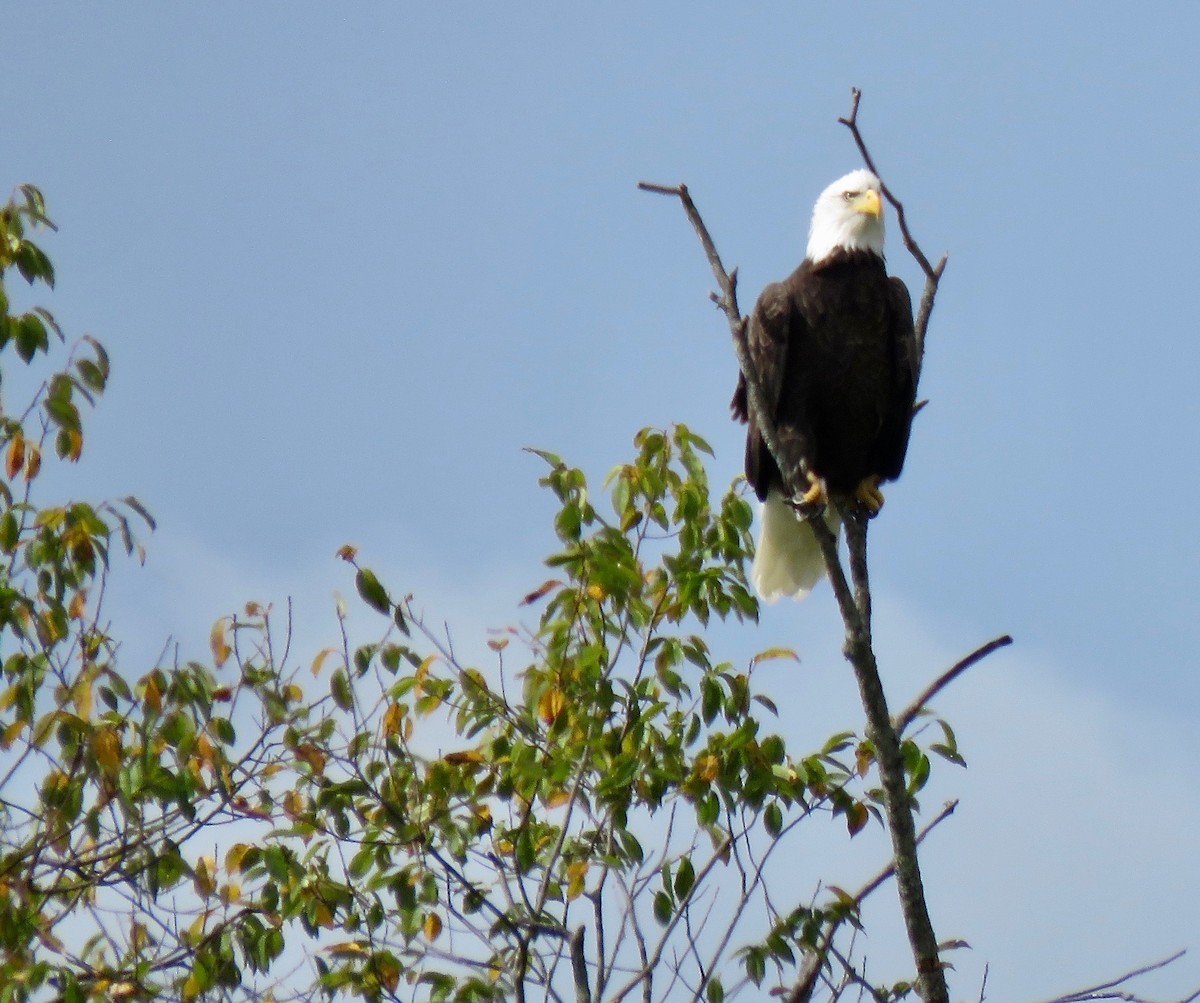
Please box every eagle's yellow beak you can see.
[856,189,882,219]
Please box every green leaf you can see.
[76,358,107,393]
[701,675,721,725]
[515,827,535,874]
[652,890,672,925]
[331,668,354,711]
[355,567,390,614]
[44,395,80,432]
[14,240,54,287]
[14,313,49,362]
[0,511,18,552]
[744,947,766,986]
[764,801,783,837]
[209,716,236,745]
[673,856,695,899]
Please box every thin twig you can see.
[637,181,808,496]
[895,635,1013,736]
[838,86,947,370]
[1036,951,1200,1003]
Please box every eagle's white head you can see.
[805,168,885,264]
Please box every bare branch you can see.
[896,635,1014,736]
[838,86,947,371]
[1035,951,1200,1003]
[637,181,808,496]
[570,925,592,1003]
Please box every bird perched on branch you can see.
[731,169,917,601]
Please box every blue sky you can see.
[5,3,1200,998]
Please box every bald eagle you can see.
[731,169,917,601]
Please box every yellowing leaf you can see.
[326,941,369,956]
[442,748,485,766]
[283,789,305,820]
[0,685,18,711]
[752,647,801,667]
[0,719,27,750]
[225,843,251,873]
[376,952,400,992]
[71,675,93,721]
[855,742,873,778]
[142,673,162,715]
[186,911,208,946]
[415,654,436,686]
[538,688,566,726]
[193,855,217,898]
[295,743,326,775]
[335,544,358,562]
[566,860,588,901]
[210,619,231,668]
[6,432,25,480]
[33,711,64,748]
[23,443,41,481]
[382,702,404,739]
[520,578,561,606]
[62,428,83,462]
[68,590,87,621]
[845,801,869,837]
[311,647,338,677]
[544,789,571,809]
[91,726,121,774]
[423,911,443,941]
[586,583,606,601]
[696,754,720,783]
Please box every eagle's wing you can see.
[731,280,797,501]
[877,275,919,481]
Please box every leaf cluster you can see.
[0,189,970,1003]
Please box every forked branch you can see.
[839,86,946,369]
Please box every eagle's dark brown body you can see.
[731,248,917,501]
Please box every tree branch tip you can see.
[636,181,684,197]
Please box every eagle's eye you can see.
[842,191,857,201]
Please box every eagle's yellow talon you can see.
[854,477,886,514]
[799,472,827,508]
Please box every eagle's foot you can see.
[853,476,885,516]
[790,471,828,516]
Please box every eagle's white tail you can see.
[751,488,840,603]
